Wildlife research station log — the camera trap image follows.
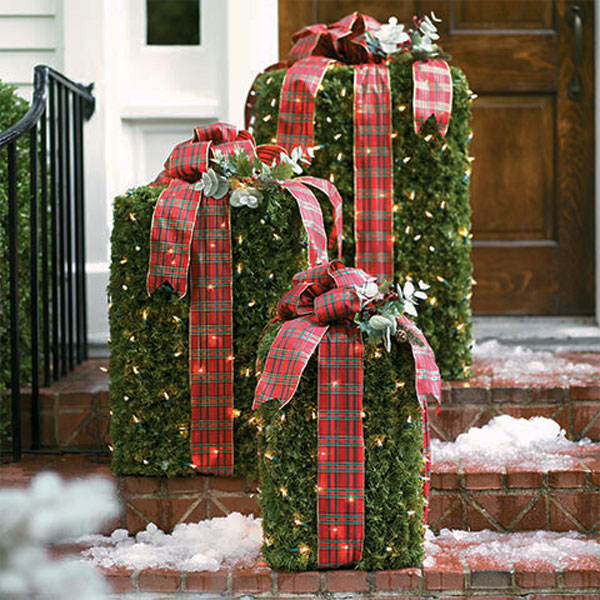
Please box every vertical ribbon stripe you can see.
[189,196,234,474]
[412,59,453,137]
[317,323,365,568]
[353,63,394,283]
[277,56,333,156]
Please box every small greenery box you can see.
[249,60,474,379]
[256,328,424,571]
[108,183,306,478]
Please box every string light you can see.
[233,409,241,418]
[120,257,128,265]
[402,156,411,164]
[174,351,182,357]
[262,114,272,122]
[340,88,347,97]
[425,210,433,218]
[248,300,256,307]
[135,245,141,252]
[279,486,288,497]
[269,98,276,107]
[299,544,310,555]
[397,104,407,112]
[122,284,128,291]
[333,132,342,140]
[128,212,137,222]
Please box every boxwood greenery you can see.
[0,81,32,448]
[249,61,473,380]
[108,184,306,477]
[256,324,424,571]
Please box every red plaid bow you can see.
[254,261,442,567]
[246,12,453,283]
[147,123,343,475]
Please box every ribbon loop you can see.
[313,287,361,325]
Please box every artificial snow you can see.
[431,415,595,469]
[0,472,119,600]
[424,528,600,568]
[474,340,598,381]
[82,512,262,572]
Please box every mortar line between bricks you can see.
[132,570,140,592]
[580,407,600,438]
[506,489,543,530]
[176,495,206,527]
[226,567,232,595]
[547,494,586,531]
[179,571,186,592]
[271,570,278,595]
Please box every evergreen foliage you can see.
[108,185,305,477]
[256,324,425,571]
[249,61,473,379]
[0,81,31,446]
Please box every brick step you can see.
[7,351,600,454]
[4,452,600,537]
[51,530,600,598]
[430,444,600,534]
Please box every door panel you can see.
[278,0,595,314]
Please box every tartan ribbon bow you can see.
[147,123,343,476]
[288,11,383,65]
[254,260,369,568]
[254,261,442,567]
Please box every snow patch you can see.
[432,415,596,469]
[474,340,597,380]
[82,513,262,572]
[425,529,600,568]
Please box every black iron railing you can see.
[0,66,95,461]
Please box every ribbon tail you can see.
[277,57,333,157]
[398,315,441,524]
[293,176,343,260]
[253,316,328,410]
[412,59,453,137]
[147,179,201,298]
[282,180,329,267]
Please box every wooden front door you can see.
[278,0,595,315]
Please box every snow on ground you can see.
[424,528,600,568]
[474,340,598,380]
[81,513,262,572]
[431,415,596,470]
[79,514,600,572]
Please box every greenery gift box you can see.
[254,260,441,571]
[108,122,345,478]
[246,11,474,379]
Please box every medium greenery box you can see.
[108,176,309,478]
[248,54,474,380]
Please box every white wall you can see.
[0,0,62,99]
[59,0,278,344]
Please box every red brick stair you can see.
[49,532,600,598]
[3,351,600,598]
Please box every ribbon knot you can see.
[289,12,383,65]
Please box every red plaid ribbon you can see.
[398,315,441,521]
[147,123,343,475]
[254,261,442,566]
[413,59,453,137]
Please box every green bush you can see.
[256,325,424,571]
[249,61,473,380]
[108,185,309,477]
[0,81,32,449]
